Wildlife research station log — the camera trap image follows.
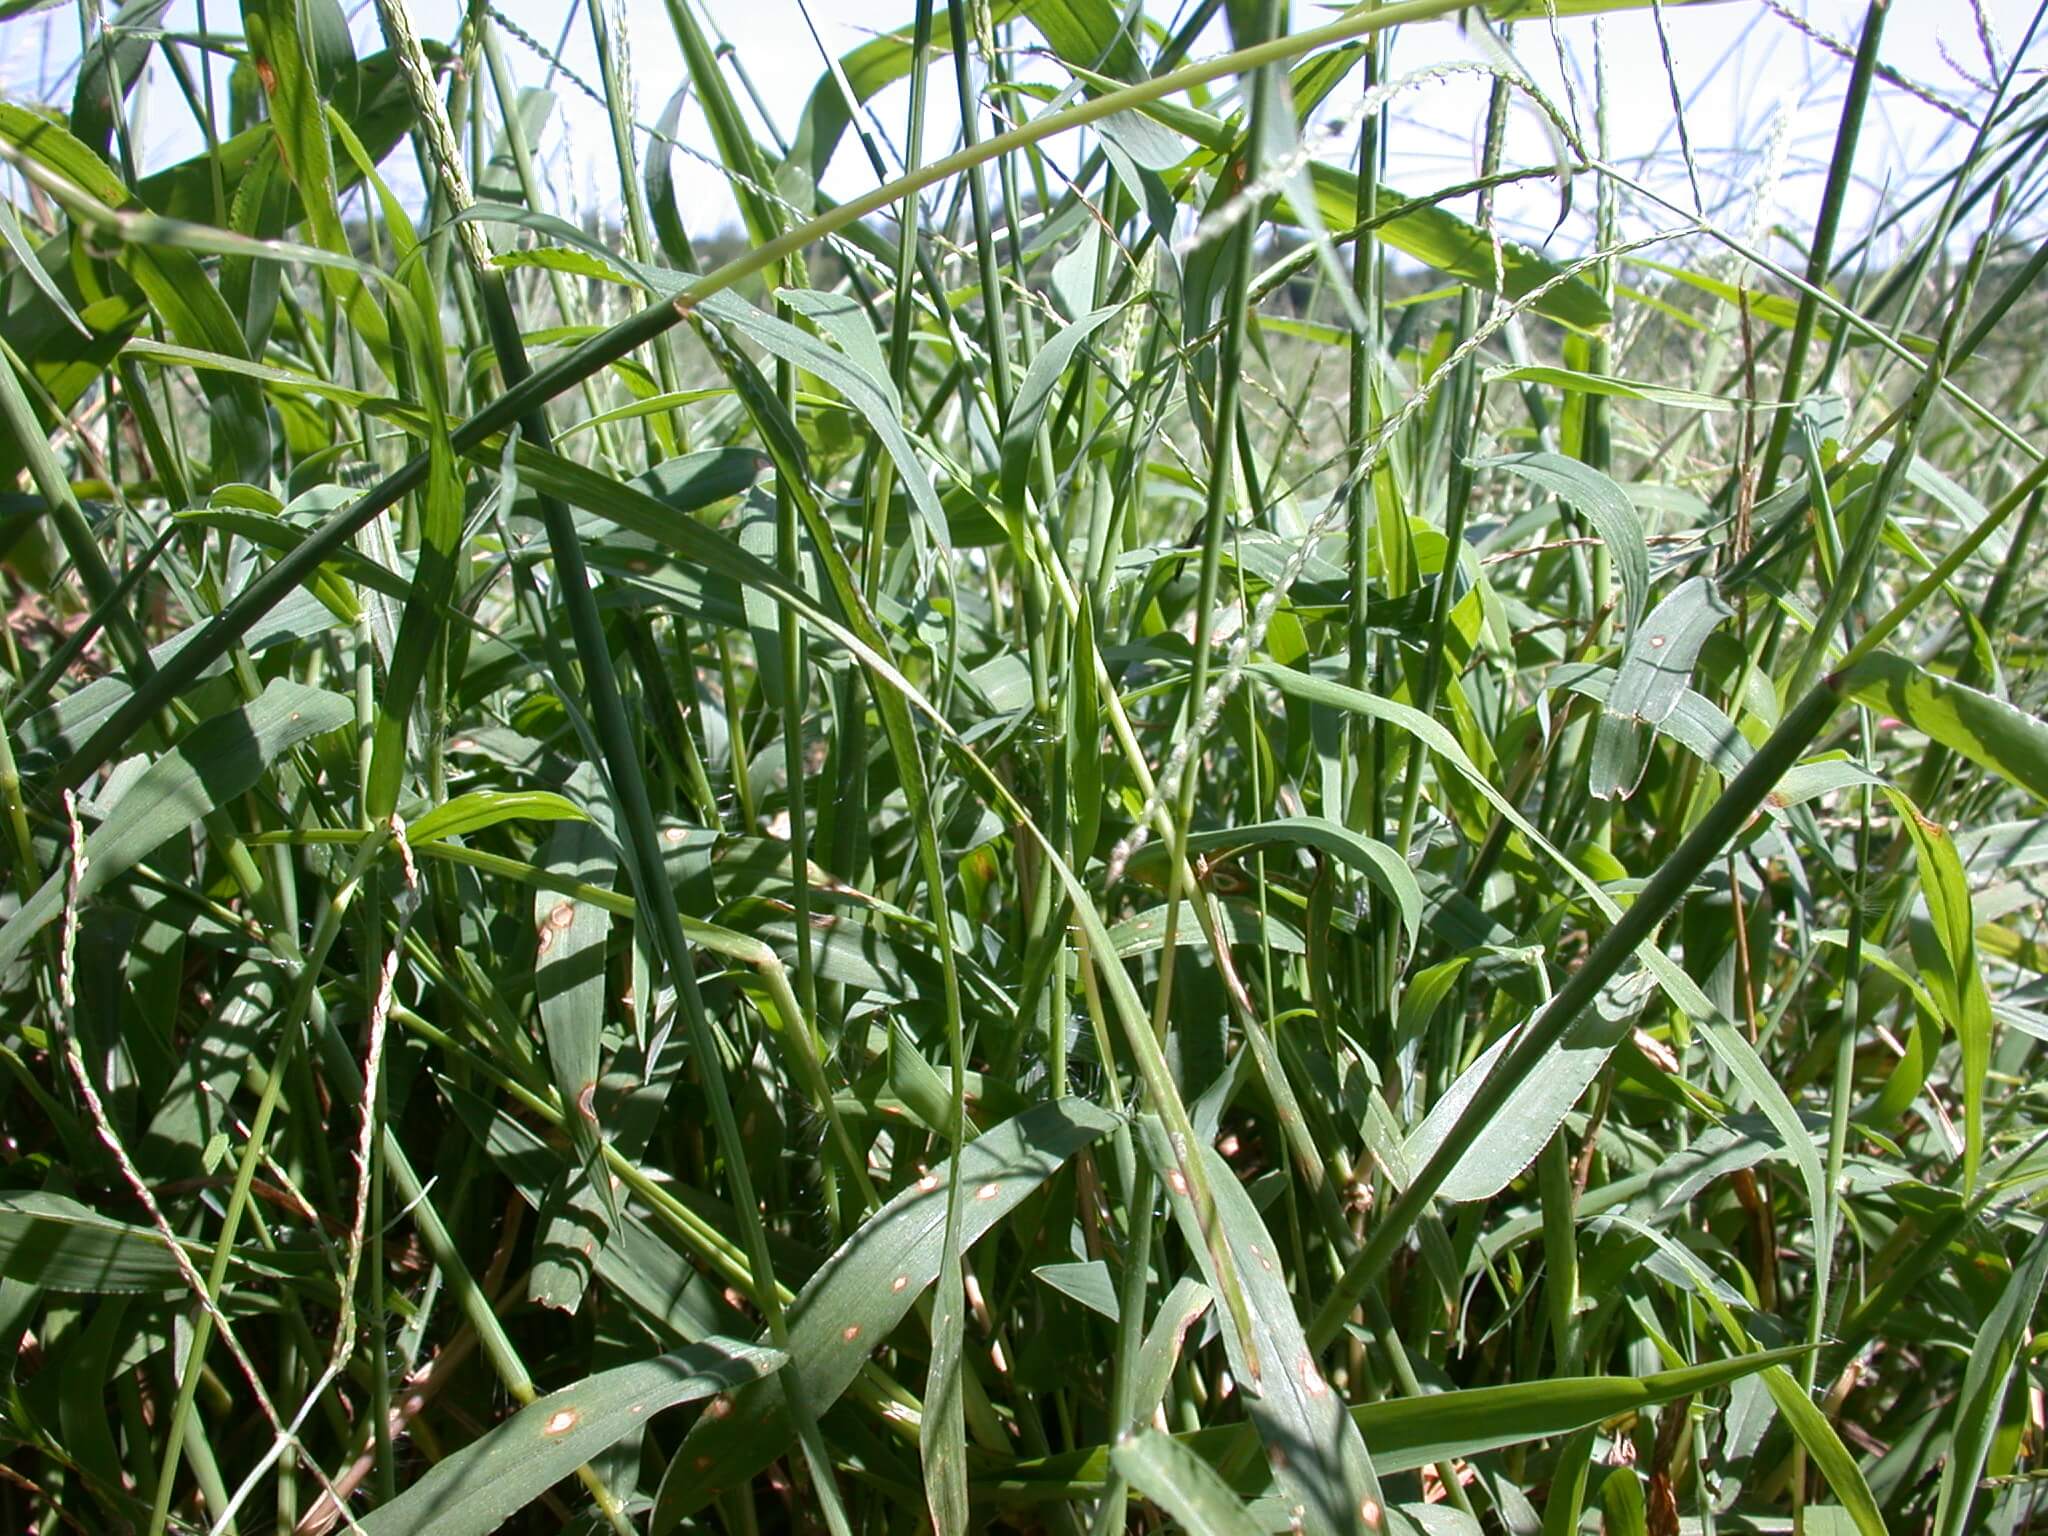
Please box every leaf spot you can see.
[841,1324,861,1343]
[1167,1169,1189,1196]
[975,1182,1000,1201]
[892,1274,910,1292]
[1299,1355,1327,1397]
[543,1409,578,1435]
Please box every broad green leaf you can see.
[1639,258,1933,355]
[1246,660,1830,1242]
[1070,595,1105,858]
[241,0,388,362]
[776,287,892,393]
[1598,1465,1648,1536]
[1886,787,1994,1192]
[1591,576,1734,800]
[1478,452,1650,632]
[407,791,590,845]
[0,680,351,975]
[1,48,442,473]
[0,102,272,482]
[1132,1277,1215,1428]
[1130,817,1419,945]
[1291,163,1608,331]
[1113,1428,1266,1536]
[1932,1223,2048,1536]
[336,119,462,824]
[1022,0,1145,82]
[351,1340,785,1536]
[1403,969,1647,1202]
[478,86,556,206]
[1248,663,1623,935]
[986,1347,1806,1500]
[999,303,1123,511]
[0,195,88,338]
[536,765,619,1220]
[1109,902,1307,959]
[1599,1216,1886,1536]
[503,439,932,714]
[177,505,386,621]
[1551,662,1751,780]
[1483,364,1739,412]
[449,1078,748,1340]
[0,1191,312,1293]
[651,1099,1121,1530]
[131,45,435,222]
[926,1190,971,1536]
[1844,651,2048,806]
[1957,819,2048,874]
[786,1,1114,193]
[1033,1260,1120,1322]
[68,0,174,160]
[1143,1122,1386,1536]
[15,585,341,764]
[699,290,951,565]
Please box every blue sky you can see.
[2,1,2037,260]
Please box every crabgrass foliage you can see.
[1,0,2046,1531]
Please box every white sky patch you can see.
[1,1,2037,268]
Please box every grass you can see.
[1,0,2047,1533]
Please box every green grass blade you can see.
[352,1340,785,1536]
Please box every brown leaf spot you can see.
[1299,1355,1327,1397]
[543,1409,578,1435]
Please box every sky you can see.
[1,1,2040,264]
